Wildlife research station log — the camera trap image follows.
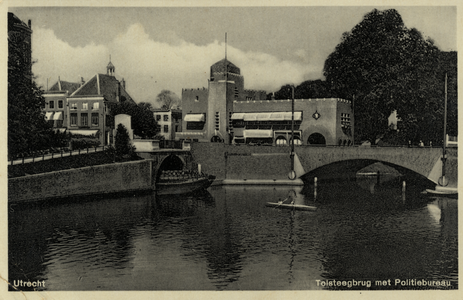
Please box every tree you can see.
[323,9,442,145]
[114,123,135,159]
[8,27,51,158]
[156,90,180,109]
[107,101,158,139]
[270,80,336,100]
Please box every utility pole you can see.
[289,85,296,180]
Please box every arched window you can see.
[308,133,326,145]
[275,136,287,146]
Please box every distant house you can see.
[44,59,136,146]
[42,78,81,132]
[152,108,182,140]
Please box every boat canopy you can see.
[232,112,302,122]
[243,129,274,138]
[184,113,205,122]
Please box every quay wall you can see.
[190,143,293,182]
[8,160,154,203]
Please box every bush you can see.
[71,138,101,150]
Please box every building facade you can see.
[43,60,136,146]
[42,78,82,132]
[177,59,354,146]
[153,108,182,140]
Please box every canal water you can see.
[8,176,457,291]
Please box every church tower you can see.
[107,55,115,76]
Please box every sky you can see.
[8,3,457,108]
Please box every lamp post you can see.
[288,85,296,180]
[439,73,448,187]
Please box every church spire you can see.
[107,55,115,76]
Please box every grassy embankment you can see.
[8,151,142,179]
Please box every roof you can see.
[8,12,31,33]
[70,73,135,104]
[210,58,240,75]
[49,80,81,94]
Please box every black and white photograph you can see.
[3,0,460,299]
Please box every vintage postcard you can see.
[2,0,461,300]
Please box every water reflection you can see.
[8,177,457,291]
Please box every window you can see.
[195,96,199,102]
[164,115,169,122]
[71,103,77,110]
[164,125,169,133]
[186,122,205,130]
[156,115,161,121]
[56,120,63,128]
[93,102,99,110]
[58,100,63,108]
[82,102,88,110]
[49,101,54,109]
[70,113,77,126]
[91,113,99,126]
[81,113,88,126]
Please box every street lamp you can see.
[288,85,296,180]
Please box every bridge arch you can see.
[295,146,448,185]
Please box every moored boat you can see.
[156,170,215,195]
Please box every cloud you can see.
[32,23,318,107]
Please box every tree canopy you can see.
[156,90,180,109]
[323,8,453,145]
[107,101,158,139]
[8,30,51,158]
[269,80,335,100]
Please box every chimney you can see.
[28,20,31,29]
[58,76,61,91]
[121,78,126,89]
[80,77,85,86]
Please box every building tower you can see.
[207,59,244,144]
[107,55,115,76]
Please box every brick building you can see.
[43,59,136,146]
[177,58,354,146]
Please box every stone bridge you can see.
[295,146,457,188]
[137,143,457,190]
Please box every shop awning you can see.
[243,129,274,138]
[243,113,258,121]
[184,114,205,122]
[52,111,63,120]
[256,113,272,121]
[283,111,302,121]
[236,112,302,122]
[68,129,99,137]
[45,112,54,121]
[231,113,245,120]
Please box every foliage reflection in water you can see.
[8,176,457,291]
